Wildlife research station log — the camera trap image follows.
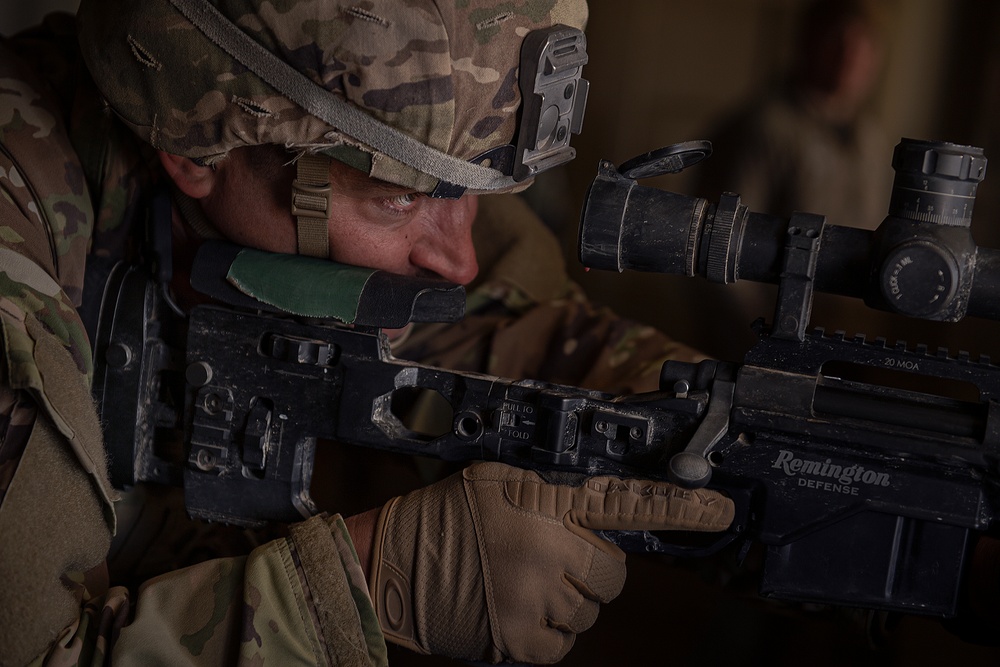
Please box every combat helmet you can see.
[76,0,589,257]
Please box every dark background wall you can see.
[1,0,78,34]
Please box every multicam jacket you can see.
[0,13,702,667]
[0,16,385,667]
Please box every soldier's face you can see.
[167,148,480,286]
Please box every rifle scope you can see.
[579,138,1000,322]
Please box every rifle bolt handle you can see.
[668,451,712,488]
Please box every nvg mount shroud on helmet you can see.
[431,23,589,198]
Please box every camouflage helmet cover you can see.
[76,0,589,194]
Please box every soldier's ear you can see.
[157,151,217,199]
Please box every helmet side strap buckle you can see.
[292,153,333,258]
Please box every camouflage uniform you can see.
[1,14,387,666]
[0,3,700,666]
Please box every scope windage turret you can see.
[579,138,1000,323]
[871,139,987,320]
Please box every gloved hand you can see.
[367,461,734,664]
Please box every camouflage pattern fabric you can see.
[0,25,90,309]
[0,21,387,667]
[76,0,588,194]
[24,515,384,667]
[5,12,155,273]
[106,515,383,666]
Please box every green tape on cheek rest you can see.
[226,248,375,323]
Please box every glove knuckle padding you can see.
[572,476,736,532]
[370,462,735,665]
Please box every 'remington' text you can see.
[772,449,891,496]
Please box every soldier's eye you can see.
[384,192,423,213]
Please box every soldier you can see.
[0,1,733,665]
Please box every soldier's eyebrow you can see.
[336,174,419,199]
[366,180,416,196]
[329,158,424,198]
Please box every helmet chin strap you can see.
[291,153,333,258]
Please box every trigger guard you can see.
[598,528,741,558]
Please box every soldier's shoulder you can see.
[471,194,570,306]
[0,31,94,303]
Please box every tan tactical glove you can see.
[368,461,734,664]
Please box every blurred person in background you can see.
[691,0,894,349]
[697,0,891,224]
